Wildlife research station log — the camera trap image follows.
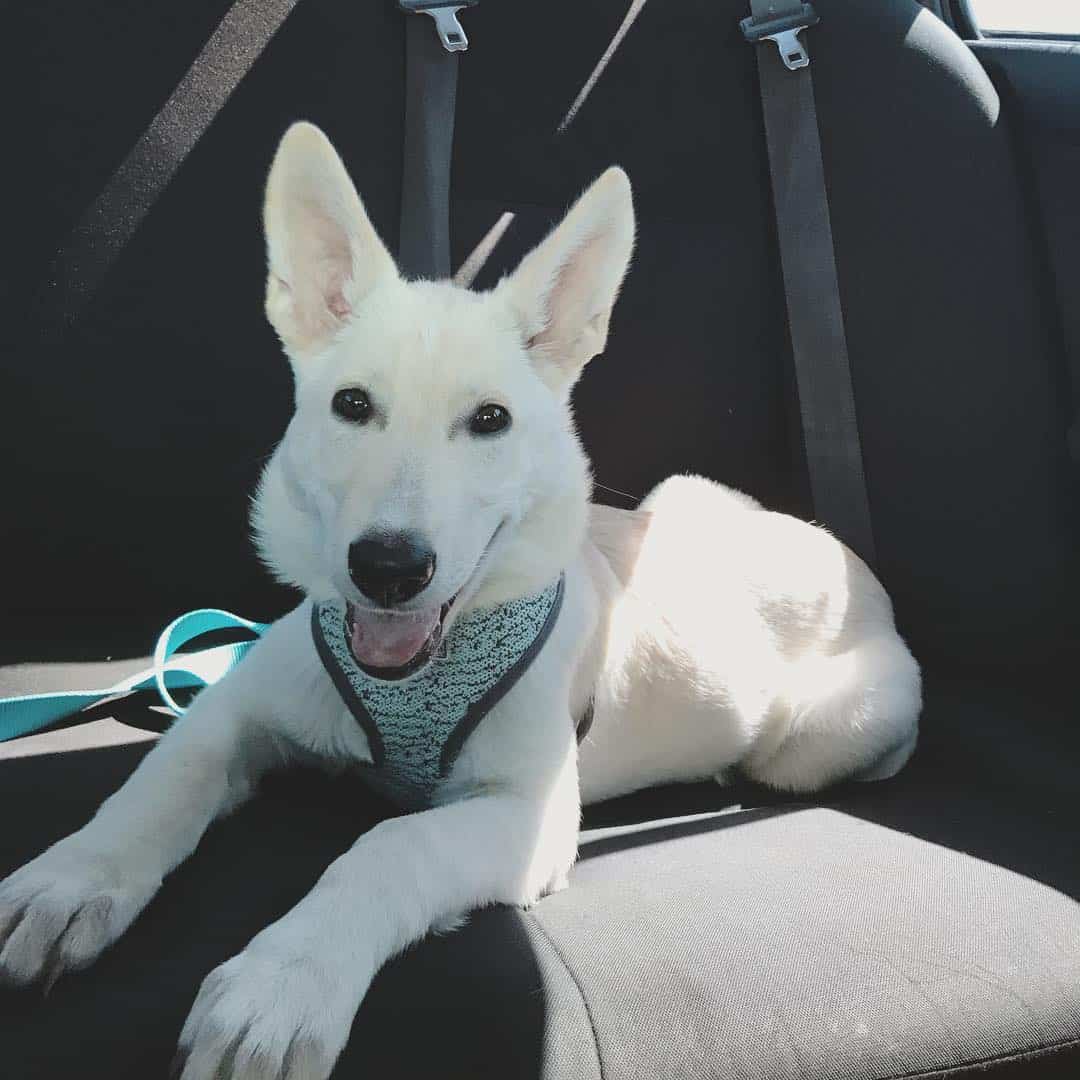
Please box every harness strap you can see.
[311,576,565,810]
[0,610,267,743]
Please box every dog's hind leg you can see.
[740,634,922,793]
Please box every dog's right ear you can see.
[263,122,397,358]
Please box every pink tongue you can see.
[349,606,440,668]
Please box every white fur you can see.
[0,123,920,1080]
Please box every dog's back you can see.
[577,475,920,803]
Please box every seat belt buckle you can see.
[398,0,477,53]
[740,3,820,71]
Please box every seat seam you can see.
[875,1035,1080,1079]
[524,908,606,1080]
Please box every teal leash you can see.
[0,610,269,743]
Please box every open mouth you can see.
[342,520,507,681]
[344,595,458,681]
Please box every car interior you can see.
[1,0,1078,1076]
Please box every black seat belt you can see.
[741,1,877,566]
[36,0,304,337]
[396,1,475,279]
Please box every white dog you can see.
[0,123,921,1079]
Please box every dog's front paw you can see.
[174,946,356,1080]
[0,839,159,992]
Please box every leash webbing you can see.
[0,610,268,743]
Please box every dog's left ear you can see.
[500,168,635,391]
[263,122,397,358]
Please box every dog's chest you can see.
[311,578,564,810]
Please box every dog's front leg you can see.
[174,754,579,1080]
[0,615,303,991]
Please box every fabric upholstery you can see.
[969,42,1080,465]
[0,670,1078,1078]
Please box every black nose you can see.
[348,533,436,607]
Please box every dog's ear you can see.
[263,122,397,357]
[500,168,635,391]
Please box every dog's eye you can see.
[332,388,373,424]
[469,403,511,436]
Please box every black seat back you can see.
[3,0,1074,668]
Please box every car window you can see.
[968,0,1080,35]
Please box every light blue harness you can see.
[311,576,565,810]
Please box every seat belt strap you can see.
[37,0,304,337]
[742,1,876,566]
[396,1,475,279]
